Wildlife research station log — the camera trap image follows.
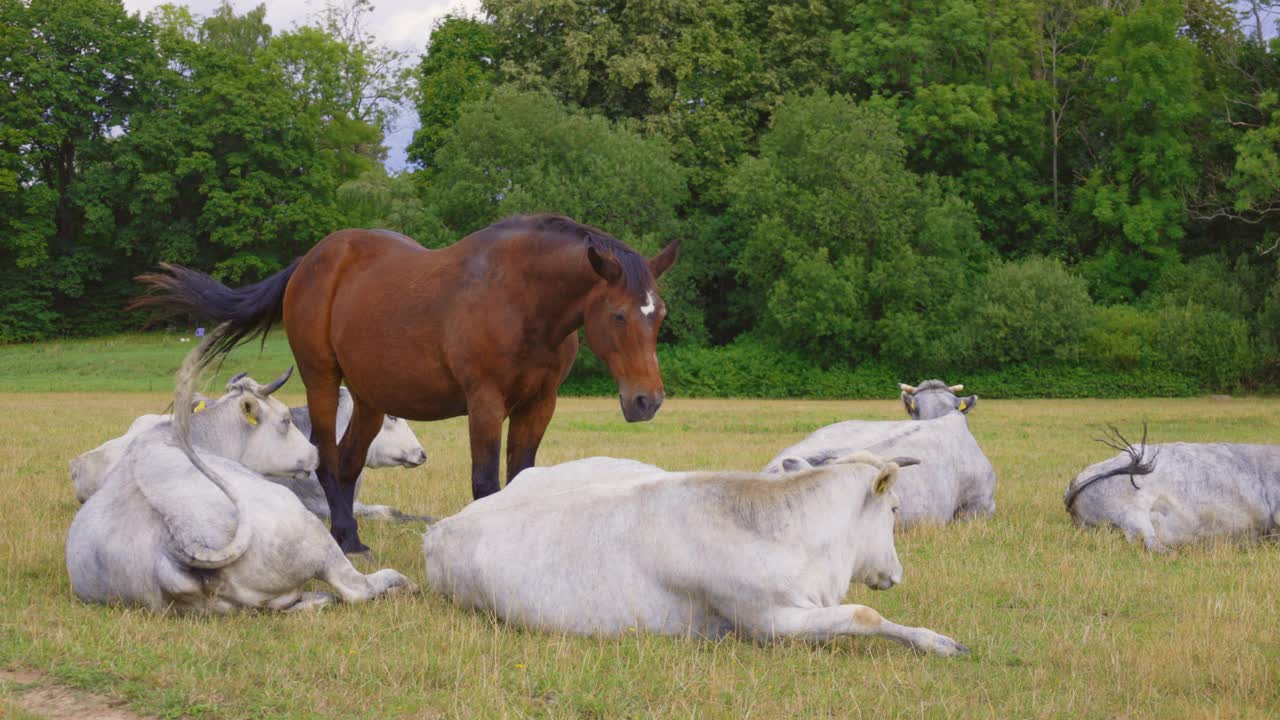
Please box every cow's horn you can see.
[260,366,294,396]
[891,456,922,468]
[948,384,965,393]
[225,371,249,391]
[898,383,918,394]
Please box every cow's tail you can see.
[164,323,253,569]
[1064,423,1159,512]
[130,259,301,361]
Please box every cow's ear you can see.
[239,396,259,426]
[957,395,978,414]
[874,465,898,495]
[901,392,918,418]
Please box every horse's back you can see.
[309,228,427,267]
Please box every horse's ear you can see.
[587,242,623,284]
[649,239,680,279]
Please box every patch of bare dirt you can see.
[1,669,157,720]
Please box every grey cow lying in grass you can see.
[763,380,996,528]
[65,331,415,614]
[71,384,427,521]
[1065,425,1280,552]
[283,387,428,521]
[423,453,969,656]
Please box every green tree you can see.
[407,14,497,169]
[726,91,988,363]
[1072,0,1202,302]
[830,0,1050,249]
[0,0,159,339]
[483,0,777,202]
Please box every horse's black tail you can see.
[130,259,301,359]
[1064,422,1159,511]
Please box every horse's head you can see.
[582,236,680,422]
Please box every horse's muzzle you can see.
[621,391,664,423]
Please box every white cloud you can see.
[121,0,483,169]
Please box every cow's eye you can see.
[613,311,626,324]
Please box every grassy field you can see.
[2,376,1279,716]
[0,332,298,393]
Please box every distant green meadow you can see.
[0,336,1278,717]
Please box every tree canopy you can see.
[4,0,1280,391]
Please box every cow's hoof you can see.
[928,634,970,657]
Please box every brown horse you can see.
[134,214,679,553]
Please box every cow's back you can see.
[424,474,757,637]
[1068,443,1280,547]
[765,415,995,525]
[66,445,190,609]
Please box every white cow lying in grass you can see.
[423,454,968,656]
[66,335,415,614]
[70,407,198,503]
[763,380,995,527]
[71,384,428,521]
[1064,425,1280,552]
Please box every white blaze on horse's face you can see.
[640,291,656,317]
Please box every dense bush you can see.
[1149,302,1254,390]
[964,257,1094,367]
[559,336,1202,400]
[1085,305,1162,371]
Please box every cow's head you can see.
[199,369,318,480]
[366,414,427,468]
[899,380,978,420]
[828,452,919,590]
[581,235,680,423]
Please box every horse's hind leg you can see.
[296,370,357,552]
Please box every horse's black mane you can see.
[493,214,653,299]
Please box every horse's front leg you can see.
[332,394,385,555]
[506,388,559,484]
[467,387,506,500]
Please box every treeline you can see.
[4,0,1280,394]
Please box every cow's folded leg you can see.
[279,592,337,612]
[748,605,969,657]
[321,553,417,604]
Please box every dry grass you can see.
[2,393,1279,718]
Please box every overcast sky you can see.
[121,0,483,171]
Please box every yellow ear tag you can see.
[243,410,258,426]
[909,398,917,411]
[193,400,206,414]
[958,400,968,412]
